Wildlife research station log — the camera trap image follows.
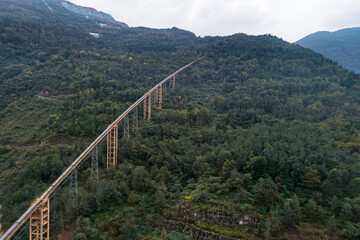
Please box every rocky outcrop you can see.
[163,204,258,239]
[174,208,255,228]
[165,219,240,240]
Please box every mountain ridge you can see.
[60,0,129,28]
[296,27,360,73]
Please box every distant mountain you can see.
[296,27,360,73]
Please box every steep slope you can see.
[1,0,128,27]
[297,27,360,73]
[60,0,128,28]
[1,1,360,240]
[0,0,201,53]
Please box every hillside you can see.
[1,0,360,239]
[297,27,360,73]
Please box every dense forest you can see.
[1,0,360,239]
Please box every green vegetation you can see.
[1,0,360,239]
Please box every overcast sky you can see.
[70,0,360,42]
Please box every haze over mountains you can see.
[297,27,360,73]
[1,0,360,239]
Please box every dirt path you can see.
[37,95,64,103]
[3,140,79,150]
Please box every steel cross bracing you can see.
[1,57,202,240]
[151,92,155,107]
[107,125,118,169]
[143,94,151,120]
[132,106,139,133]
[91,145,99,183]
[123,115,130,139]
[68,168,78,201]
[169,75,175,89]
[29,198,49,240]
[155,84,162,109]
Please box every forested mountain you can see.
[297,27,360,73]
[1,0,360,239]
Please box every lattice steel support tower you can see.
[123,115,130,139]
[30,198,49,240]
[69,168,78,201]
[170,75,175,89]
[155,84,162,109]
[132,106,138,132]
[107,125,118,168]
[144,95,151,120]
[91,145,99,183]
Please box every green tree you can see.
[282,194,300,229]
[253,177,281,210]
[222,159,237,178]
[127,191,136,205]
[245,156,267,180]
[349,178,360,197]
[259,208,281,240]
[154,187,166,210]
[300,167,321,188]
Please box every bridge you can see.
[1,58,201,240]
